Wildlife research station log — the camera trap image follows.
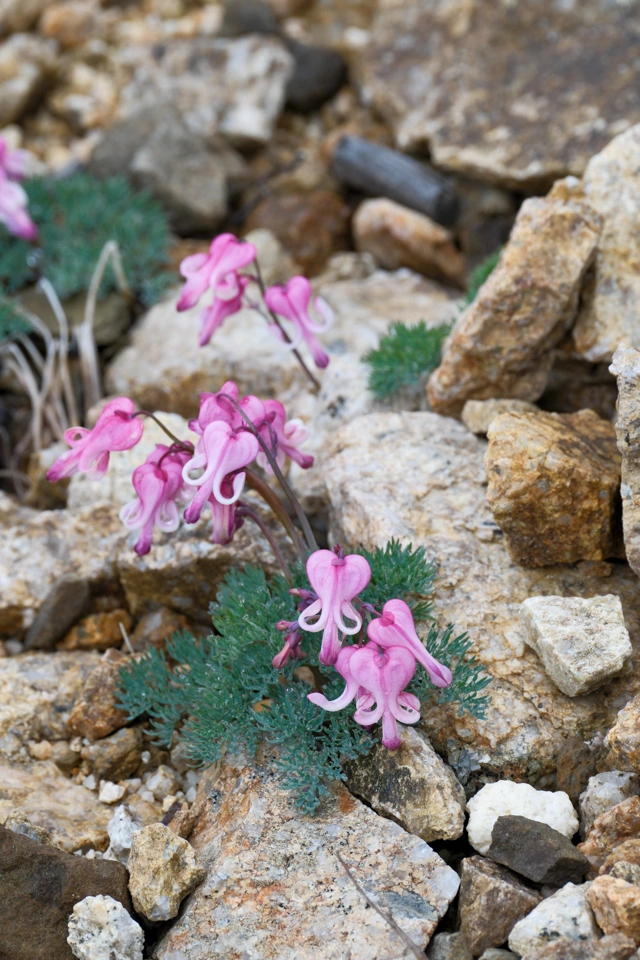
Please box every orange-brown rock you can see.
[352,198,466,287]
[607,694,640,776]
[427,184,601,417]
[486,409,621,567]
[588,876,640,943]
[58,610,132,652]
[129,607,190,653]
[600,839,640,876]
[579,797,640,874]
[66,649,129,741]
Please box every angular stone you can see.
[353,198,466,287]
[486,410,621,567]
[0,0,47,34]
[580,773,640,839]
[355,0,640,190]
[24,577,90,651]
[467,782,578,857]
[588,876,640,943]
[601,840,640,878]
[555,737,600,806]
[520,595,632,697]
[427,187,601,417]
[59,610,132,652]
[120,36,293,148]
[610,345,640,580]
[487,816,588,886]
[528,934,638,960]
[508,882,600,957]
[578,797,640,874]
[0,826,132,960]
[3,809,60,848]
[427,931,473,960]
[66,650,129,741]
[106,804,143,867]
[345,726,466,843]
[67,895,144,960]
[458,856,541,956]
[144,764,180,803]
[0,651,100,759]
[285,40,347,113]
[610,860,640,885]
[573,126,640,363]
[607,695,640,775]
[0,33,57,126]
[323,411,640,789]
[461,399,538,437]
[154,756,461,958]
[81,727,143,783]
[128,823,205,921]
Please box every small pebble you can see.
[99,781,126,804]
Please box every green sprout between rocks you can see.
[117,542,491,814]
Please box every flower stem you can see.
[237,502,292,581]
[134,411,193,448]
[252,258,321,393]
[246,468,307,561]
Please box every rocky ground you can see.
[3,0,640,958]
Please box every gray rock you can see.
[345,726,466,843]
[285,40,347,112]
[479,952,517,960]
[427,931,473,960]
[611,861,640,886]
[67,894,144,960]
[458,856,541,957]
[579,773,640,839]
[331,135,459,227]
[106,805,143,867]
[610,345,640,582]
[487,816,589,886]
[219,0,280,36]
[508,883,600,958]
[520,595,632,698]
[24,577,90,651]
[526,933,638,959]
[87,106,166,180]
[154,756,461,958]
[0,825,132,960]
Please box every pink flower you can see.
[308,642,420,749]
[181,420,259,523]
[177,233,256,312]
[190,382,265,437]
[46,397,143,482]
[367,599,452,688]
[298,549,371,665]
[0,176,37,241]
[257,399,313,471]
[120,445,191,556]
[198,276,248,347]
[0,138,30,180]
[264,276,333,369]
[272,621,306,669]
[207,486,243,545]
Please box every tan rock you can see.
[66,649,129,741]
[81,727,143,782]
[607,694,640,775]
[461,398,538,436]
[458,856,541,956]
[0,33,57,126]
[322,411,640,788]
[356,0,640,190]
[129,607,190,653]
[528,935,638,960]
[128,823,205,921]
[154,757,461,958]
[39,0,101,48]
[353,198,466,287]
[427,186,601,417]
[485,409,621,567]
[0,0,47,34]
[573,126,640,362]
[588,876,640,943]
[0,651,100,760]
[601,840,640,877]
[610,345,640,579]
[579,797,640,874]
[58,610,131,652]
[345,726,466,843]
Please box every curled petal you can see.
[47,397,143,482]
[367,599,452,688]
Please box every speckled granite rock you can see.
[588,876,640,943]
[578,797,640,874]
[580,773,640,839]
[355,0,640,190]
[508,882,600,957]
[67,894,144,960]
[428,185,601,417]
[128,824,205,922]
[66,650,129,741]
[154,756,461,959]
[573,126,640,363]
[322,411,640,789]
[610,345,640,580]
[345,726,466,843]
[606,695,640,775]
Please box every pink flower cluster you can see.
[177,233,333,368]
[294,549,452,749]
[0,137,37,242]
[46,381,313,556]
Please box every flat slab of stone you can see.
[154,757,461,959]
[610,345,640,581]
[458,856,541,956]
[520,595,632,697]
[355,0,640,190]
[487,816,588,886]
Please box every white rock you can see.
[99,781,126,804]
[520,595,632,697]
[145,764,180,802]
[508,882,599,958]
[106,804,143,866]
[579,772,640,838]
[467,781,578,855]
[67,894,144,960]
[82,774,97,791]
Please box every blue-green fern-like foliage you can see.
[0,174,174,328]
[117,541,491,814]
